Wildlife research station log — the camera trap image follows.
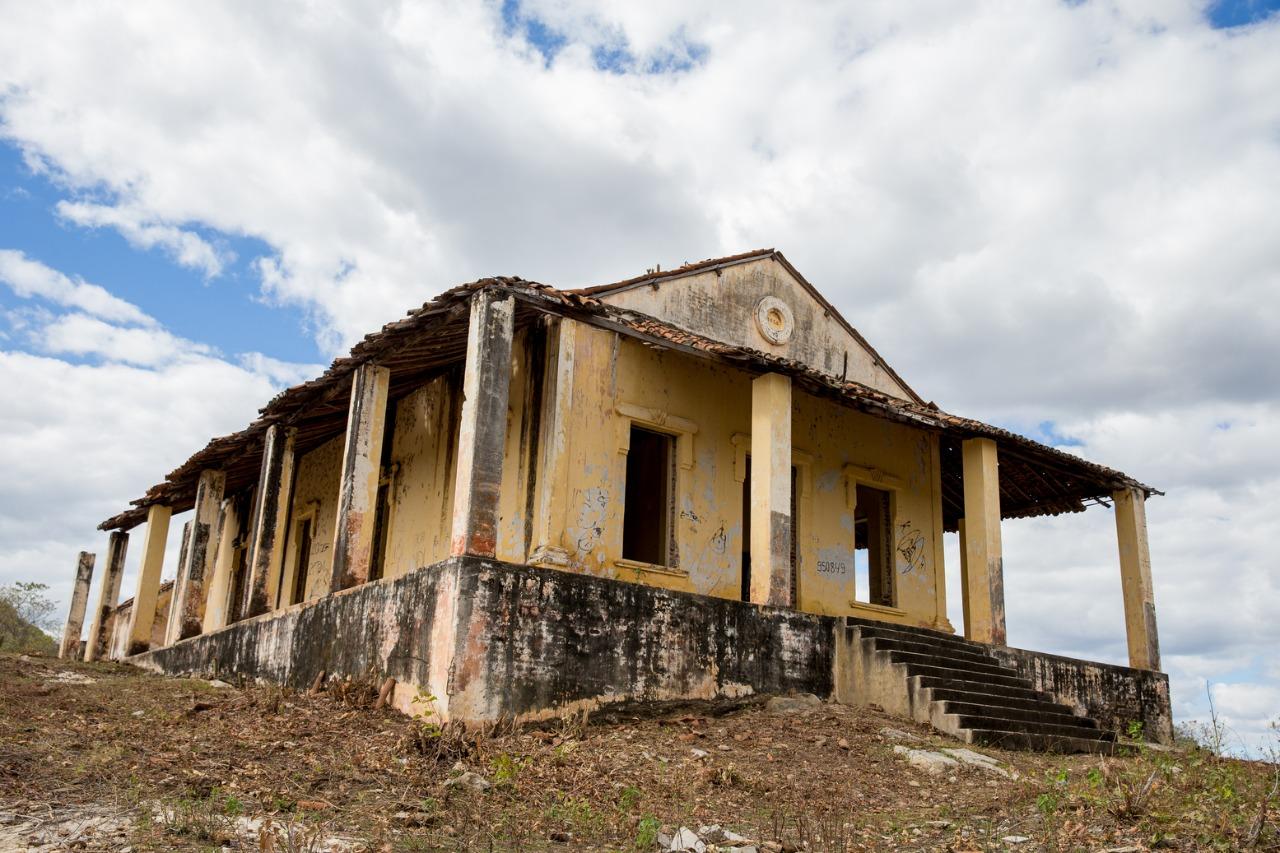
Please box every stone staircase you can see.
[847,618,1117,753]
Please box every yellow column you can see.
[246,424,296,615]
[330,362,391,589]
[125,504,171,656]
[749,372,792,607]
[450,290,515,558]
[1114,487,1160,670]
[961,438,1006,645]
[85,530,128,662]
[530,317,576,568]
[168,469,225,643]
[202,497,241,633]
[58,551,95,659]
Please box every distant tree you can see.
[0,581,60,655]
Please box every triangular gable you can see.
[576,250,922,402]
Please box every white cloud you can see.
[0,250,153,326]
[37,312,214,366]
[56,201,230,278]
[1,0,1278,752]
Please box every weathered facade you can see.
[70,250,1172,747]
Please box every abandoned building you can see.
[62,249,1171,750]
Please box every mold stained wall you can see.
[596,257,915,401]
[555,323,949,630]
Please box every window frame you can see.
[614,403,697,577]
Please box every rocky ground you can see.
[0,653,1276,851]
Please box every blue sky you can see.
[0,144,320,365]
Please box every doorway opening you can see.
[853,483,895,607]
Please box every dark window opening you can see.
[853,484,895,607]
[227,545,248,623]
[741,456,752,601]
[622,425,674,566]
[291,518,313,606]
[369,481,392,581]
[369,400,398,581]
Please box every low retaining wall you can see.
[991,646,1174,744]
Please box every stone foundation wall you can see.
[991,646,1173,744]
[129,556,1170,742]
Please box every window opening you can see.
[622,425,674,565]
[290,518,313,606]
[227,545,248,623]
[853,483,895,606]
[369,401,398,581]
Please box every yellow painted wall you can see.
[549,324,949,629]
[596,257,915,401]
[381,372,462,579]
[279,435,342,606]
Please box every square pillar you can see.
[450,289,516,558]
[58,551,95,659]
[1114,487,1160,670]
[961,437,1006,645]
[85,531,128,662]
[202,496,243,633]
[529,317,576,568]
[168,469,225,642]
[749,372,792,607]
[246,424,296,616]
[330,361,391,590]
[125,503,171,655]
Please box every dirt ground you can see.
[0,653,1275,852]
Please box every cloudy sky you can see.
[2,0,1277,753]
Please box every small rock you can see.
[764,694,821,714]
[878,726,922,742]
[669,827,705,852]
[837,737,850,750]
[893,745,959,776]
[691,748,710,759]
[205,679,233,688]
[657,832,673,848]
[1001,836,1030,844]
[940,747,1013,778]
[698,825,725,843]
[722,829,751,844]
[1100,848,1141,853]
[444,770,491,792]
[717,744,731,752]
[131,710,144,717]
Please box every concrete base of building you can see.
[126,557,1171,745]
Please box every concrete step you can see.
[939,700,1099,730]
[884,649,1018,680]
[923,687,1078,717]
[852,622,991,658]
[913,674,1046,702]
[947,712,1106,739]
[902,663,1034,690]
[965,729,1117,755]
[865,636,1000,667]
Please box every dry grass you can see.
[0,653,1276,851]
